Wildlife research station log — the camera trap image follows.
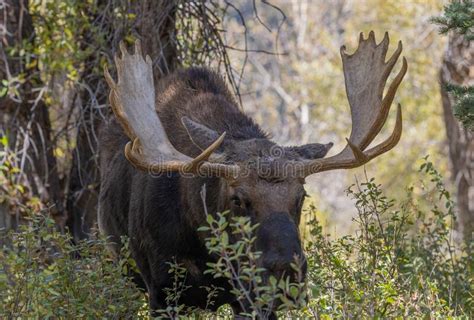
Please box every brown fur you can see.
[98,67,330,315]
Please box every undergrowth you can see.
[0,158,472,319]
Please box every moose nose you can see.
[262,252,307,277]
[257,212,306,278]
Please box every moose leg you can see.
[128,243,163,314]
[141,269,165,316]
[144,260,171,316]
[148,285,164,317]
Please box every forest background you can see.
[0,0,473,318]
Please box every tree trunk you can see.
[0,0,64,232]
[440,33,474,242]
[1,0,184,241]
[136,0,178,79]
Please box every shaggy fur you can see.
[98,67,330,315]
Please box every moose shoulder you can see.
[98,31,407,316]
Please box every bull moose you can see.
[98,31,407,317]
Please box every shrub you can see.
[305,158,473,318]
[199,211,307,318]
[158,158,472,319]
[1,157,472,319]
[0,213,146,319]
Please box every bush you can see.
[0,214,146,319]
[157,157,473,319]
[199,211,307,318]
[1,158,472,319]
[305,158,473,318]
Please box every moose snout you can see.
[257,213,307,280]
[262,251,307,277]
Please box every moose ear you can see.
[286,142,334,160]
[181,116,222,151]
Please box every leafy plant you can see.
[431,0,474,40]
[305,157,473,318]
[0,212,146,319]
[446,83,474,131]
[1,158,472,319]
[199,211,307,318]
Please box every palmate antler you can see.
[104,40,238,177]
[301,31,407,176]
[105,33,406,179]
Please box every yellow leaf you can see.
[54,147,65,158]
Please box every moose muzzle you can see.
[256,213,307,282]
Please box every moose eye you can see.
[230,196,242,207]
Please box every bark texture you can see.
[440,33,474,242]
[0,0,63,233]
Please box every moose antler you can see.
[301,31,407,176]
[104,40,238,177]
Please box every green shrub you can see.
[199,211,307,318]
[305,157,473,318]
[0,214,146,319]
[159,158,473,319]
[1,157,472,319]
